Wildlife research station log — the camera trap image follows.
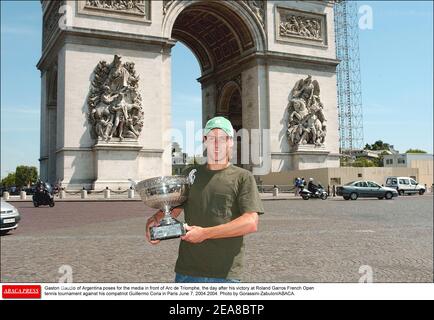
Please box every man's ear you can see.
[228,137,234,148]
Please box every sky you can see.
[1,1,433,178]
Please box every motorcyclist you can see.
[307,178,319,195]
[34,180,54,206]
[35,180,44,192]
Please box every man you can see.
[146,116,264,283]
[294,177,301,196]
[307,178,319,195]
[300,177,306,190]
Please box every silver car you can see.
[1,199,21,235]
[337,180,399,200]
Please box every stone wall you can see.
[259,167,421,187]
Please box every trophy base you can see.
[150,218,186,241]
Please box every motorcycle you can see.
[300,184,328,200]
[32,183,55,207]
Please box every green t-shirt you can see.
[175,164,264,280]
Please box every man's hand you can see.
[145,207,184,245]
[181,225,208,244]
[145,210,163,245]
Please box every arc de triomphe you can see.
[38,0,340,190]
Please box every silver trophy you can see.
[132,170,196,241]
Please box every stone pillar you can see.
[81,189,87,199]
[20,191,27,200]
[104,188,110,199]
[3,192,10,200]
[92,142,143,191]
[273,186,279,197]
[47,106,57,184]
[128,188,135,199]
[39,71,49,182]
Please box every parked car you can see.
[385,176,426,196]
[1,199,21,235]
[8,186,20,195]
[24,185,37,196]
[336,180,398,200]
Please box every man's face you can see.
[204,128,233,164]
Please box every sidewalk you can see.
[4,194,141,202]
[4,192,432,203]
[4,192,303,202]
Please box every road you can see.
[1,195,432,283]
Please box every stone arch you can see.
[163,1,265,169]
[216,80,243,166]
[217,80,241,117]
[37,0,340,188]
[162,0,266,73]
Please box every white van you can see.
[385,176,426,195]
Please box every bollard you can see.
[104,187,110,199]
[273,186,279,197]
[128,188,135,199]
[20,191,27,200]
[81,189,87,199]
[60,189,66,199]
[3,191,10,200]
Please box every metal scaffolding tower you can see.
[334,0,364,152]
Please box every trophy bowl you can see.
[136,175,190,211]
[135,175,191,241]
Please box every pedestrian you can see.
[294,177,300,196]
[146,116,264,283]
[300,177,306,192]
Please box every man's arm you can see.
[181,212,258,244]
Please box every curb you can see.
[5,196,300,202]
[4,194,432,203]
[4,198,142,203]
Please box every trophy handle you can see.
[128,178,138,190]
[187,169,197,185]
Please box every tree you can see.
[365,140,391,151]
[340,156,351,167]
[352,158,376,167]
[15,166,38,187]
[1,173,16,188]
[375,151,391,167]
[405,149,427,154]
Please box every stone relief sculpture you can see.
[85,0,146,15]
[163,0,175,15]
[280,14,322,41]
[287,76,327,148]
[87,55,144,142]
[244,1,265,28]
[43,0,62,48]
